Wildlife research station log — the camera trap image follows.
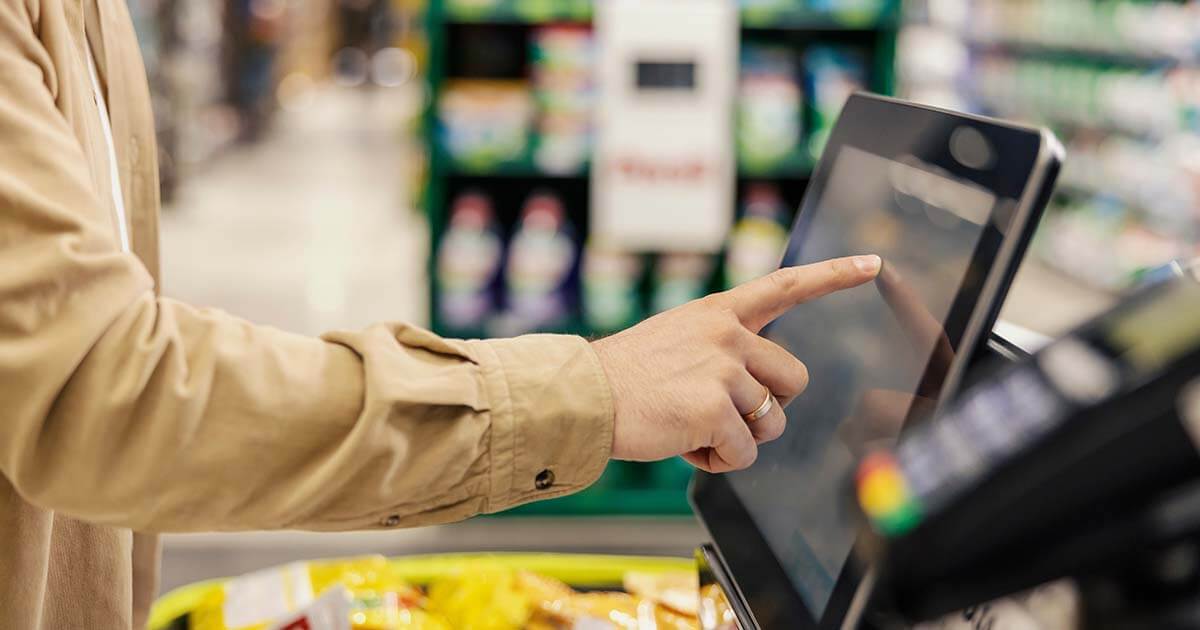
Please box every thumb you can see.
[716,255,882,332]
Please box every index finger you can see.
[716,255,882,332]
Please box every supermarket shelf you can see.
[1054,182,1197,239]
[965,36,1189,67]
[441,146,813,179]
[445,0,898,30]
[425,2,897,516]
[974,102,1168,144]
[447,164,814,179]
[444,153,588,178]
[506,488,691,516]
[1053,181,1150,219]
[738,147,816,179]
[444,0,591,24]
[740,5,899,31]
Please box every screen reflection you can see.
[728,145,997,616]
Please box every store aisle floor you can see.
[160,84,428,336]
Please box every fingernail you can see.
[854,255,882,274]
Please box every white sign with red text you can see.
[592,0,738,252]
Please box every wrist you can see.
[589,338,621,458]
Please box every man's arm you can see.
[1,0,882,535]
[0,1,611,532]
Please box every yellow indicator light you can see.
[857,467,908,518]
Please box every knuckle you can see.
[768,268,797,293]
[704,391,730,417]
[713,310,741,344]
[718,360,742,386]
[700,293,730,312]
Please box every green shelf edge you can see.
[437,141,814,180]
[496,487,693,516]
[443,161,814,180]
[964,36,1190,68]
[443,0,901,29]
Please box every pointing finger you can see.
[715,255,881,332]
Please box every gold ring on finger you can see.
[742,388,774,423]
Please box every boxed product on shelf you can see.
[971,55,1197,140]
[1058,134,1200,239]
[724,183,790,289]
[439,80,535,169]
[1036,198,1197,291]
[737,44,804,173]
[581,242,645,334]
[804,45,868,159]
[968,0,1200,60]
[531,25,594,174]
[650,254,719,315]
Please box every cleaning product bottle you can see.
[738,44,802,172]
[725,183,790,289]
[581,241,644,334]
[650,253,716,315]
[499,190,578,334]
[804,46,867,159]
[435,191,504,337]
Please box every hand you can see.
[592,255,882,473]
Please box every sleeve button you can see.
[381,514,401,527]
[534,469,555,490]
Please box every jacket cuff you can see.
[462,334,614,512]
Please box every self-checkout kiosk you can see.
[683,92,1200,629]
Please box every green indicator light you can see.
[875,500,923,537]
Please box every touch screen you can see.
[727,145,998,617]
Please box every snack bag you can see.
[425,563,533,630]
[190,556,440,630]
[622,571,699,617]
[519,570,699,630]
[269,587,352,630]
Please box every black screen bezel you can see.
[689,93,1056,629]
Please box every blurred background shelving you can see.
[422,0,901,517]
[900,0,1200,315]
[423,0,900,336]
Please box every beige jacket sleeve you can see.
[0,1,612,533]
